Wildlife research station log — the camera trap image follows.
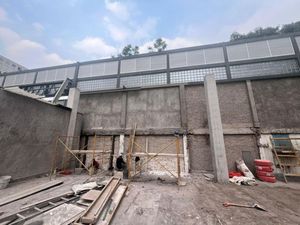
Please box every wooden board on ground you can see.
[81,190,102,201]
[0,180,63,206]
[99,184,128,225]
[80,177,120,224]
[24,203,85,225]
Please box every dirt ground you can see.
[0,173,300,225]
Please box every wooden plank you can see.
[24,203,85,225]
[99,185,128,225]
[81,190,102,202]
[81,177,120,224]
[0,180,63,206]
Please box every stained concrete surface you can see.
[1,174,299,225]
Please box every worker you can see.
[116,154,126,170]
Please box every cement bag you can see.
[236,159,255,179]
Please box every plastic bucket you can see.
[0,176,11,189]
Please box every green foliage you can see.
[147,38,167,52]
[230,21,300,41]
[120,44,139,56]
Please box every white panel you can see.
[169,52,187,68]
[204,47,225,64]
[151,55,167,70]
[268,38,294,56]
[136,57,151,72]
[121,59,136,73]
[296,36,300,50]
[78,65,91,78]
[36,70,47,83]
[247,41,270,59]
[36,67,75,83]
[92,63,105,76]
[227,44,248,61]
[4,75,17,86]
[104,61,118,75]
[186,50,205,66]
[0,76,4,86]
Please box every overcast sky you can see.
[0,0,300,69]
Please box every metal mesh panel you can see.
[247,41,270,59]
[77,78,117,92]
[186,50,205,66]
[170,67,227,83]
[121,55,167,73]
[136,57,151,72]
[169,52,187,68]
[268,38,294,56]
[228,38,295,62]
[230,59,300,79]
[120,59,136,73]
[36,66,75,83]
[4,72,35,87]
[227,44,249,61]
[120,73,167,88]
[204,47,225,64]
[78,61,118,78]
[151,55,167,70]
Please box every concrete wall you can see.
[0,89,82,180]
[78,77,300,174]
[252,77,300,130]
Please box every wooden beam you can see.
[0,180,63,206]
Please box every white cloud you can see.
[73,37,117,58]
[139,37,201,53]
[104,0,130,21]
[0,7,7,21]
[103,16,157,43]
[32,22,45,32]
[234,0,300,33]
[0,26,72,68]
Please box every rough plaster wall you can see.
[188,135,213,171]
[217,82,253,127]
[78,92,123,130]
[252,77,300,129]
[0,90,80,180]
[224,135,258,173]
[185,86,207,129]
[126,87,181,129]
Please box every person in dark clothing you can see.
[116,154,126,170]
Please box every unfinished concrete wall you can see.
[0,89,82,180]
[126,88,181,129]
[252,77,300,130]
[79,92,123,130]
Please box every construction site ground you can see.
[0,173,300,225]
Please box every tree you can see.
[147,38,167,52]
[230,20,300,41]
[121,44,139,56]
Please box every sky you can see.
[0,0,300,69]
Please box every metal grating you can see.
[121,55,167,74]
[170,67,227,84]
[120,73,167,88]
[268,38,294,56]
[227,38,295,62]
[36,66,75,83]
[170,47,224,68]
[77,78,117,92]
[78,61,118,78]
[230,59,300,79]
[4,72,35,87]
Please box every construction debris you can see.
[72,182,98,194]
[223,202,267,211]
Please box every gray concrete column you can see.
[66,88,80,143]
[204,75,229,183]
